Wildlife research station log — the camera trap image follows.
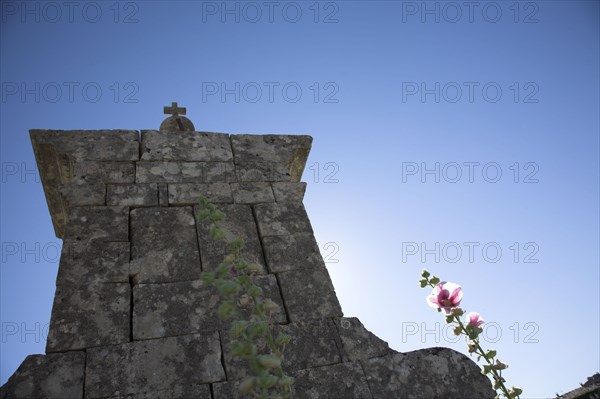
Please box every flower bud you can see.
[467,343,477,353]
[238,294,251,307]
[263,298,280,313]
[238,377,255,393]
[247,263,262,274]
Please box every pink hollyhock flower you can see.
[466,312,484,328]
[427,282,463,313]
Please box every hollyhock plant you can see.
[419,270,522,399]
[426,281,463,313]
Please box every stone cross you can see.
[163,102,186,116]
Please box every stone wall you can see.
[1,129,494,398]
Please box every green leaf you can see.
[230,320,249,338]
[200,271,215,284]
[218,300,236,320]
[229,238,245,252]
[211,210,224,222]
[430,276,440,285]
[255,375,278,389]
[419,279,428,288]
[257,354,282,369]
[217,281,241,296]
[421,270,430,278]
[445,315,455,324]
[247,285,263,297]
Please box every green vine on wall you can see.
[197,197,294,398]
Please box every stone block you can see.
[107,184,158,206]
[133,275,285,340]
[130,207,201,283]
[212,362,370,399]
[0,352,85,399]
[230,134,312,165]
[262,233,325,273]
[222,318,342,380]
[63,206,129,243]
[56,241,130,285]
[363,348,494,399]
[194,204,265,273]
[271,182,307,202]
[85,333,225,398]
[72,161,135,183]
[254,203,313,237]
[59,182,106,207]
[231,182,275,204]
[169,183,233,205]
[140,130,232,161]
[30,129,139,161]
[46,283,129,352]
[135,161,203,183]
[235,162,293,182]
[334,317,391,362]
[277,268,342,321]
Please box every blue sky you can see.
[1,1,598,397]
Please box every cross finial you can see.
[163,102,186,117]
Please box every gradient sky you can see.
[1,1,599,397]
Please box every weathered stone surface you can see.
[85,333,225,398]
[280,319,342,371]
[290,362,372,399]
[262,233,325,273]
[46,283,129,352]
[56,241,130,285]
[235,161,294,182]
[72,161,135,183]
[31,130,139,161]
[277,268,343,321]
[105,385,211,399]
[231,182,275,204]
[212,362,371,399]
[59,182,106,207]
[157,183,169,206]
[63,206,128,243]
[137,162,236,183]
[107,184,158,206]
[135,161,203,183]
[30,130,137,237]
[140,130,232,161]
[0,352,85,399]
[169,183,233,205]
[334,317,391,362]
[254,203,313,237]
[204,162,237,182]
[133,275,286,340]
[194,204,265,273]
[272,181,307,202]
[223,319,342,380]
[231,134,311,182]
[130,207,201,283]
[231,134,311,165]
[364,348,495,399]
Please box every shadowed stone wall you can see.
[1,129,494,399]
